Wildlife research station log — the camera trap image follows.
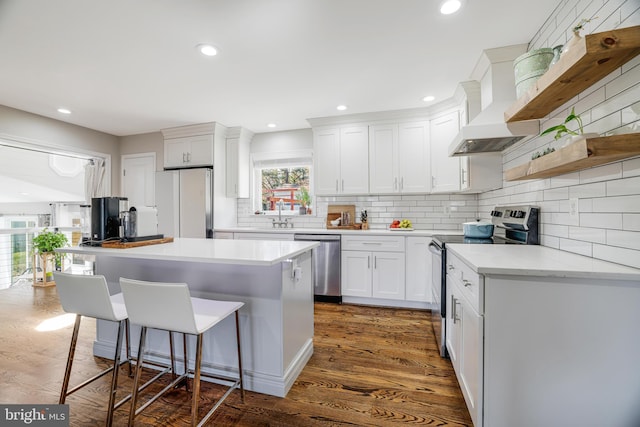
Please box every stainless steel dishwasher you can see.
[294,234,341,303]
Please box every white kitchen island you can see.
[58,237,319,397]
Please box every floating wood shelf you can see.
[505,134,640,181]
[505,26,640,123]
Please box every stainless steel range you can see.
[429,205,540,357]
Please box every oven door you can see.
[428,241,447,357]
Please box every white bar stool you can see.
[119,278,244,427]
[54,272,133,427]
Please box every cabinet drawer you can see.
[342,235,405,252]
[447,252,482,313]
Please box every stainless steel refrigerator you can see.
[155,168,213,238]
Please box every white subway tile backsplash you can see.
[543,223,570,238]
[549,171,580,188]
[568,182,607,198]
[544,187,570,200]
[541,235,561,248]
[568,226,607,243]
[606,64,639,98]
[559,238,593,256]
[606,175,640,196]
[579,162,623,183]
[593,195,640,212]
[575,87,606,113]
[593,243,640,269]
[623,213,640,231]
[580,212,623,228]
[592,84,640,121]
[606,229,640,250]
[578,198,593,213]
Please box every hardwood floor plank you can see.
[0,284,472,426]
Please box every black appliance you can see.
[429,205,539,357]
[91,197,128,243]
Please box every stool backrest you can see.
[54,272,122,321]
[119,278,198,334]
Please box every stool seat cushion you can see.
[109,293,128,322]
[191,298,244,334]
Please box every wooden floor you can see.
[0,282,471,426]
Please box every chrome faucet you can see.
[272,199,293,228]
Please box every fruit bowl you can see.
[388,227,413,231]
[389,219,413,230]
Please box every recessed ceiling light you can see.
[57,108,71,114]
[440,0,462,14]
[336,105,348,111]
[423,95,435,102]
[267,123,277,128]
[197,44,218,57]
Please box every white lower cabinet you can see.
[446,252,482,427]
[405,237,432,302]
[341,235,405,300]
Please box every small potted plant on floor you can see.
[32,228,68,286]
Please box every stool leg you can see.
[59,314,82,404]
[106,319,125,427]
[128,326,148,427]
[191,334,203,427]
[183,333,190,392]
[169,331,176,379]
[125,319,132,377]
[235,311,245,402]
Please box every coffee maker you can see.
[91,197,128,242]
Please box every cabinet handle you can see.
[182,152,187,163]
[367,255,370,269]
[335,180,339,192]
[342,179,344,192]
[463,279,472,287]
[400,177,404,191]
[452,296,460,324]
[432,176,436,188]
[461,168,467,185]
[394,177,398,191]
[363,242,382,245]
[374,255,377,269]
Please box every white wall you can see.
[479,0,640,268]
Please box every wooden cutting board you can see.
[101,237,174,249]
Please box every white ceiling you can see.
[0,0,560,137]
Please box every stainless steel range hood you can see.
[449,45,539,156]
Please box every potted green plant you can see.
[540,107,598,145]
[32,228,68,285]
[296,187,312,215]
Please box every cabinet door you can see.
[164,139,188,168]
[459,293,482,427]
[186,134,214,167]
[339,126,369,194]
[405,237,432,302]
[341,251,372,297]
[369,124,398,193]
[372,251,405,300]
[398,121,430,193]
[314,128,341,195]
[226,138,239,197]
[446,278,461,368]
[431,111,461,192]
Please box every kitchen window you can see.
[252,151,313,215]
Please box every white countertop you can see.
[57,237,319,266]
[216,227,462,237]
[447,244,640,281]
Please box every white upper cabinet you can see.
[430,111,461,192]
[398,121,430,193]
[314,126,368,195]
[164,134,214,169]
[369,121,430,194]
[161,122,226,169]
[226,127,253,198]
